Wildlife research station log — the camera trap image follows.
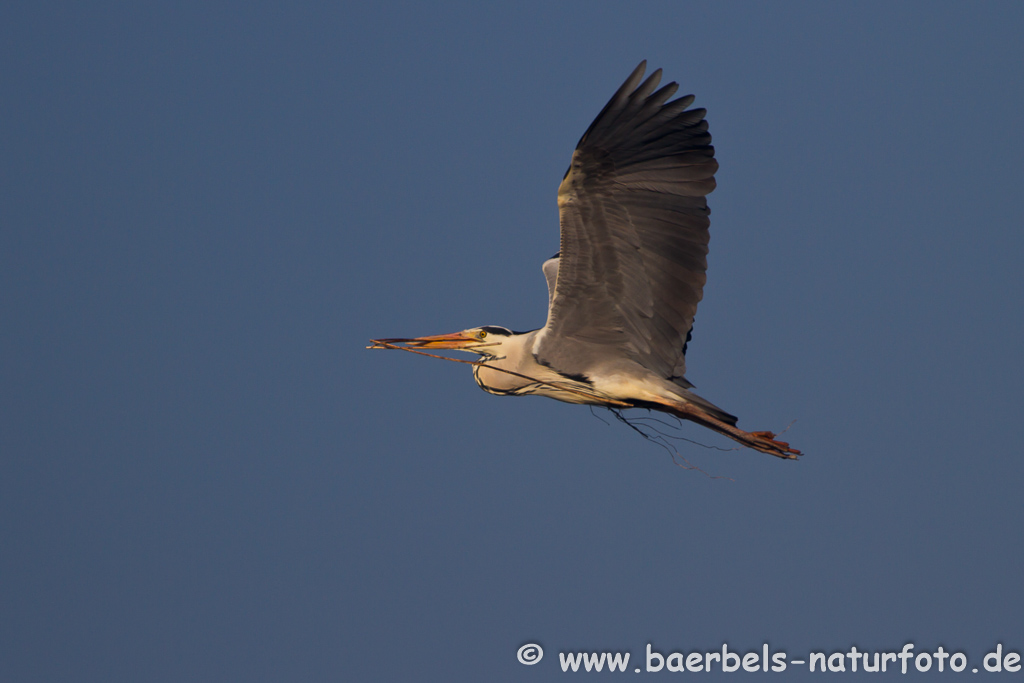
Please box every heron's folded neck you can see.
[470,330,600,403]
[471,330,542,395]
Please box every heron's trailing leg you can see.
[652,399,801,459]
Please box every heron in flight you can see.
[371,62,799,459]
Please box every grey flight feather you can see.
[535,61,718,389]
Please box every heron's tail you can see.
[654,397,801,460]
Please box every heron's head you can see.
[376,325,514,358]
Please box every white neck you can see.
[470,330,596,403]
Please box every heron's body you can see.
[470,329,669,405]
[372,63,799,459]
[469,329,728,419]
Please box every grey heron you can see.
[371,62,800,459]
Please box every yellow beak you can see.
[369,331,482,350]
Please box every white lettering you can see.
[722,644,740,672]
[846,645,860,672]
[606,651,630,672]
[559,652,582,672]
[898,643,915,674]
[581,652,606,672]
[984,644,1003,672]
[645,644,664,672]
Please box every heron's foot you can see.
[747,430,801,459]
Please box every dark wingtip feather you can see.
[575,61,650,148]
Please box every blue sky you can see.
[2,2,1023,680]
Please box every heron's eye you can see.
[477,330,487,340]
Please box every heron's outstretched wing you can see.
[534,61,718,383]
